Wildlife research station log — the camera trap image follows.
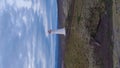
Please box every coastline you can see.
[56,0,72,68]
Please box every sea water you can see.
[0,0,58,68]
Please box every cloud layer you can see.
[0,0,58,68]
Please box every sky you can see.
[0,0,58,68]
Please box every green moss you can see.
[77,16,81,23]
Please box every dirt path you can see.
[93,0,113,68]
[113,0,120,68]
[94,13,113,68]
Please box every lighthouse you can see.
[48,28,66,36]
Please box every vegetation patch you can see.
[64,0,89,68]
[77,16,81,23]
[85,1,105,37]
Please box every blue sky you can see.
[0,0,58,68]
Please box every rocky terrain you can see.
[57,0,120,68]
[113,0,120,68]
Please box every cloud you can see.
[32,1,49,37]
[18,35,36,68]
[15,0,32,9]
[33,3,41,13]
[37,2,49,37]
[0,1,57,68]
[36,35,56,68]
[6,0,32,9]
[7,0,49,38]
[6,0,14,6]
[0,0,5,12]
[42,14,49,37]
[37,51,47,68]
[18,31,22,37]
[23,38,36,68]
[22,16,27,23]
[19,53,23,59]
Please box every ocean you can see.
[0,0,58,68]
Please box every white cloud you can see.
[33,3,41,13]
[37,51,47,68]
[23,35,37,68]
[18,31,22,37]
[32,2,49,37]
[0,1,57,68]
[6,0,32,9]
[22,16,27,23]
[15,0,32,9]
[43,14,49,37]
[19,53,23,59]
[0,0,5,12]
[6,0,14,6]
[23,41,35,68]
[39,5,49,37]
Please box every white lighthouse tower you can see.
[48,28,66,36]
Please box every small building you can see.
[48,28,66,36]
